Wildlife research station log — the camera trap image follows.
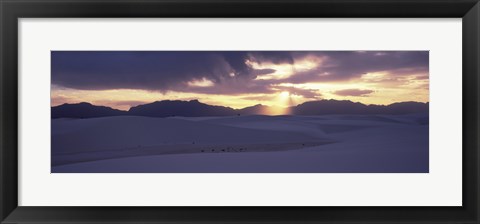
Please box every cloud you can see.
[283,51,429,83]
[187,78,215,87]
[52,51,428,96]
[334,89,374,97]
[240,95,276,101]
[52,51,227,91]
[273,86,322,99]
[52,51,290,90]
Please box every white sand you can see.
[52,114,428,173]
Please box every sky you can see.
[51,51,429,111]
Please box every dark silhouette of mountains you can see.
[51,102,127,118]
[52,99,429,119]
[292,100,429,115]
[237,104,273,115]
[129,100,237,117]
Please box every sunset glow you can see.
[51,51,429,111]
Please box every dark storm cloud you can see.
[251,51,294,64]
[52,51,428,94]
[51,51,295,91]
[334,89,374,97]
[53,51,230,90]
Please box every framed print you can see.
[1,0,479,223]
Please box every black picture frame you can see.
[1,0,479,223]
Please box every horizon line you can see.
[51,99,430,112]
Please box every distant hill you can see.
[51,102,127,118]
[129,100,236,117]
[292,100,372,115]
[51,100,429,118]
[291,100,429,115]
[382,101,430,115]
[236,104,267,115]
[236,104,287,116]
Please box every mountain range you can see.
[51,99,429,119]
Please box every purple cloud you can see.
[334,89,374,97]
[51,51,428,96]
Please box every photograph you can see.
[50,51,429,173]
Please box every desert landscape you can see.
[51,51,429,173]
[51,100,428,173]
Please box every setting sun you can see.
[280,91,290,98]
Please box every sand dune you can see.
[52,114,428,173]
